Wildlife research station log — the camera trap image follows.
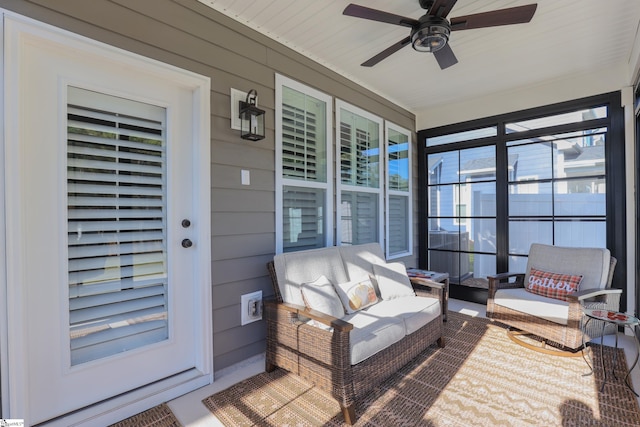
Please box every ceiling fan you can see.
[343,0,537,69]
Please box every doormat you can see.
[109,402,181,427]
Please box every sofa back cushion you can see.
[338,243,386,293]
[301,275,345,318]
[372,262,415,300]
[525,244,610,291]
[273,246,348,307]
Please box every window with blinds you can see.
[337,101,382,246]
[277,76,332,253]
[386,124,412,258]
[67,87,168,366]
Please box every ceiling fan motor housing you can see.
[418,0,435,10]
[411,15,451,53]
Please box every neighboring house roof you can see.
[460,154,518,176]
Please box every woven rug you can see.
[109,403,181,427]
[203,311,640,426]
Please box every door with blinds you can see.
[3,17,211,425]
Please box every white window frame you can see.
[275,74,333,253]
[385,122,413,259]
[335,100,384,247]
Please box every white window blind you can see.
[277,76,332,253]
[67,87,168,366]
[386,124,412,258]
[336,101,383,247]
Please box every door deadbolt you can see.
[181,238,193,248]
[181,219,191,228]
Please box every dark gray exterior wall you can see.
[1,0,416,372]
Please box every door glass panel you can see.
[505,106,607,133]
[554,221,606,247]
[67,87,168,366]
[509,221,553,254]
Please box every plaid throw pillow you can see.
[526,268,583,301]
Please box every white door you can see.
[3,16,212,425]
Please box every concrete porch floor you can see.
[163,298,640,426]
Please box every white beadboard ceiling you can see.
[199,0,640,114]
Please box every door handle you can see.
[181,239,193,248]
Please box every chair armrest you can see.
[264,300,353,332]
[409,277,444,290]
[566,288,623,302]
[487,272,525,297]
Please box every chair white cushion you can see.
[494,288,569,325]
[373,262,415,300]
[365,296,440,335]
[300,275,344,318]
[343,310,405,365]
[525,244,610,291]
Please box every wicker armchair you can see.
[265,248,444,425]
[487,244,620,355]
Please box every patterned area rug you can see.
[203,311,640,426]
[109,403,181,427]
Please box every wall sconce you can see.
[239,89,265,141]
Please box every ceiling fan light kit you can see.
[411,16,450,53]
[343,0,537,69]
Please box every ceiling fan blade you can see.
[433,44,458,69]
[450,4,537,31]
[361,36,412,67]
[343,4,419,28]
[428,0,459,18]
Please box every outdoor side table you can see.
[581,308,640,396]
[406,268,450,321]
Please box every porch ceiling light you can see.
[410,16,451,53]
[239,89,265,141]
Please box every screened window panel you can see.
[388,195,409,256]
[340,191,378,245]
[387,134,409,192]
[340,111,380,188]
[281,87,327,183]
[282,186,326,252]
[67,87,168,366]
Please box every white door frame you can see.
[0,11,212,426]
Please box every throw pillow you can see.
[526,268,583,301]
[335,276,379,314]
[300,275,344,318]
[373,262,415,300]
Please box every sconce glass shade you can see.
[239,90,265,141]
[411,16,450,53]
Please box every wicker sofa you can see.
[265,243,445,424]
[486,243,620,353]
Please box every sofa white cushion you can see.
[273,246,349,307]
[366,297,440,335]
[373,262,415,300]
[343,310,405,365]
[300,275,344,318]
[494,287,569,325]
[338,243,386,295]
[335,276,379,314]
